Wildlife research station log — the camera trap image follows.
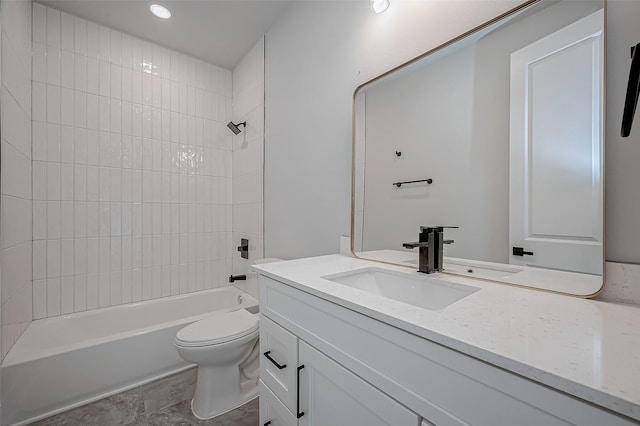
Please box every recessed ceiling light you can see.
[371,0,390,14]
[150,3,172,19]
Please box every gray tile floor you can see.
[32,397,258,426]
[31,368,259,425]
[136,398,259,426]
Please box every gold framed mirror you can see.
[351,0,606,297]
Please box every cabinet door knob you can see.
[263,351,287,370]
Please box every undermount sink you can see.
[322,267,479,311]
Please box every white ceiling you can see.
[37,0,292,70]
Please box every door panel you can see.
[510,9,604,275]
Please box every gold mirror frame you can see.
[350,0,607,298]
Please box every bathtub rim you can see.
[2,287,258,367]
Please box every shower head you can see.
[227,121,246,135]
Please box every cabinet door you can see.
[260,315,299,414]
[260,380,297,426]
[298,341,419,426]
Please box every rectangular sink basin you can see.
[322,267,479,311]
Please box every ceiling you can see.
[37,0,292,70]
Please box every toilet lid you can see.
[175,309,259,347]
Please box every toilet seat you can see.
[175,309,259,348]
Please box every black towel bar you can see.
[392,178,433,188]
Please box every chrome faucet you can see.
[403,226,457,274]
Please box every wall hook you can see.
[622,42,640,137]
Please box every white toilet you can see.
[174,309,260,420]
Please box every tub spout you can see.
[229,274,247,283]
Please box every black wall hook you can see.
[621,42,640,137]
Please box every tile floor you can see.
[138,398,258,426]
[33,398,258,426]
[31,368,259,425]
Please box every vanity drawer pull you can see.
[297,365,305,419]
[264,422,271,426]
[263,351,287,370]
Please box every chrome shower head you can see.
[227,121,246,135]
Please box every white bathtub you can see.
[1,287,258,426]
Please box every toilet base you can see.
[190,378,259,420]
[190,358,260,420]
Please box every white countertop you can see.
[253,254,640,422]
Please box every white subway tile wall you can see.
[32,4,235,319]
[232,38,265,279]
[1,0,33,359]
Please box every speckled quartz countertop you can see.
[253,254,640,422]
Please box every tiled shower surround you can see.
[31,4,236,318]
[232,39,265,282]
[1,0,33,358]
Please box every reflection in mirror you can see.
[352,0,605,296]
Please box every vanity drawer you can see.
[260,314,299,414]
[260,274,636,426]
[260,380,297,426]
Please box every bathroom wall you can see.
[231,38,265,298]
[31,4,234,318]
[605,0,640,264]
[265,0,640,270]
[1,0,33,359]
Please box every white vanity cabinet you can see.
[260,306,420,426]
[258,273,638,426]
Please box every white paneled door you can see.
[509,9,604,275]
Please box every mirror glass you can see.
[352,0,605,296]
